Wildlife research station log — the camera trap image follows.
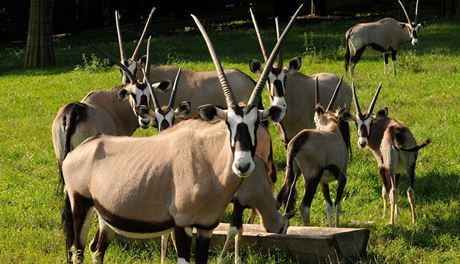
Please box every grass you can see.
[1,10,460,263]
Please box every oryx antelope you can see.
[344,0,425,79]
[113,7,264,119]
[343,83,431,225]
[61,10,300,263]
[282,76,349,227]
[248,8,352,211]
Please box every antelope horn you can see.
[326,76,344,112]
[368,82,383,115]
[247,4,303,108]
[144,36,152,80]
[250,8,269,62]
[92,46,136,84]
[168,68,181,108]
[131,7,156,61]
[398,0,412,24]
[115,10,125,62]
[191,15,236,108]
[275,17,283,68]
[415,0,419,23]
[351,82,362,114]
[314,76,319,106]
[142,68,159,110]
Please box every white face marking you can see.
[155,109,175,131]
[267,70,286,98]
[232,150,255,177]
[356,116,372,148]
[272,96,286,108]
[131,86,150,108]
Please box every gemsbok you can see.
[344,0,425,79]
[283,76,349,227]
[113,7,265,118]
[343,82,431,225]
[61,9,301,263]
[248,8,352,212]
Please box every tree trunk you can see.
[25,0,55,68]
[311,0,327,16]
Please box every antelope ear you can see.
[198,104,226,122]
[152,80,172,92]
[259,105,286,123]
[138,55,147,66]
[400,23,407,29]
[341,111,356,122]
[315,103,325,115]
[376,107,388,119]
[249,59,262,73]
[288,57,301,72]
[174,101,191,117]
[419,21,426,27]
[117,88,129,100]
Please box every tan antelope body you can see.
[282,77,349,227]
[345,83,431,225]
[62,9,301,263]
[345,0,425,79]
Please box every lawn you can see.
[0,9,459,263]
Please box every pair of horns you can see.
[398,0,420,24]
[193,4,303,109]
[352,82,382,115]
[250,8,284,68]
[315,76,344,112]
[115,7,156,63]
[144,67,181,111]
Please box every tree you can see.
[25,0,55,68]
[441,0,460,16]
[308,0,327,16]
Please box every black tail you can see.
[281,143,297,213]
[57,103,88,193]
[62,191,74,262]
[344,29,352,73]
[338,118,352,162]
[397,138,432,152]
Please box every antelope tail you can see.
[339,119,352,162]
[344,28,352,73]
[282,143,297,213]
[62,191,74,262]
[268,141,277,184]
[396,138,432,152]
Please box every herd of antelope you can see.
[53,1,431,263]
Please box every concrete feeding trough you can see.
[209,223,370,263]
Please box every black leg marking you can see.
[407,164,416,189]
[335,174,347,207]
[195,232,212,264]
[391,50,397,61]
[300,173,322,225]
[379,167,390,192]
[321,183,333,206]
[231,201,246,229]
[72,193,94,262]
[351,47,366,64]
[90,228,111,262]
[174,226,192,262]
[384,53,389,64]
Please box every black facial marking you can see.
[93,199,175,233]
[273,79,284,96]
[271,67,282,75]
[234,123,253,153]
[159,119,170,131]
[359,124,369,138]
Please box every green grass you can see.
[1,13,460,263]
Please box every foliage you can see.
[0,13,459,263]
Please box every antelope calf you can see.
[61,10,300,263]
[345,0,425,79]
[280,77,350,227]
[344,83,431,225]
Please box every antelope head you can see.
[398,0,425,46]
[115,8,156,84]
[313,76,345,130]
[93,38,172,129]
[248,9,302,108]
[192,5,302,177]
[344,82,383,148]
[144,68,191,131]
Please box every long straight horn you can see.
[250,8,268,62]
[315,76,319,105]
[326,76,343,111]
[93,46,136,84]
[351,82,362,114]
[144,36,152,79]
[398,0,412,24]
[191,15,236,108]
[415,0,419,23]
[131,7,156,61]
[115,10,125,62]
[275,17,283,68]
[168,68,181,108]
[368,82,382,115]
[143,68,159,110]
[247,4,303,108]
